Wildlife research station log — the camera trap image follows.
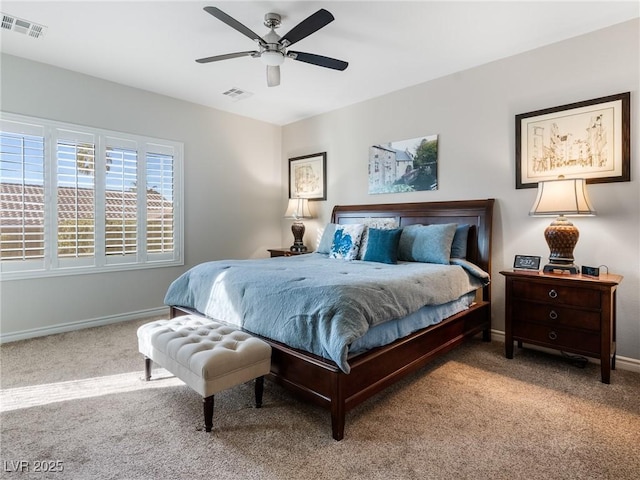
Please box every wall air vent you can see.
[222,87,253,102]
[1,13,47,38]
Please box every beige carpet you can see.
[1,317,639,480]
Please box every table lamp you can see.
[284,198,312,252]
[529,176,596,274]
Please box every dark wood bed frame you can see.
[171,199,495,440]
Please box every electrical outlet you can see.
[581,265,600,277]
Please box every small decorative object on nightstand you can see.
[268,248,311,258]
[501,269,623,383]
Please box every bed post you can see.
[330,372,346,441]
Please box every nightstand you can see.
[267,248,312,258]
[500,269,623,383]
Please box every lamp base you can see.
[544,215,579,275]
[543,263,579,274]
[290,221,307,253]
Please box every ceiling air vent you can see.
[1,13,47,39]
[222,88,253,102]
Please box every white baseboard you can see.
[0,306,170,344]
[490,329,640,375]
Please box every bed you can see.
[168,199,494,440]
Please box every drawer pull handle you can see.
[548,331,558,341]
[548,289,558,299]
[549,310,558,320]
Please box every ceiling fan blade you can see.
[267,66,280,87]
[279,9,334,47]
[288,51,348,71]
[203,6,266,45]
[196,51,258,63]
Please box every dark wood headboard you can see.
[331,199,495,300]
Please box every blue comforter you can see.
[164,253,489,373]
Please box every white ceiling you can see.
[1,1,638,125]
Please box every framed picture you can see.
[513,255,541,271]
[515,92,630,189]
[368,134,439,194]
[289,152,326,200]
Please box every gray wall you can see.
[282,20,640,362]
[0,54,282,339]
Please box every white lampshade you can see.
[529,177,596,217]
[261,50,285,66]
[284,198,311,220]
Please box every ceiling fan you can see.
[196,6,348,87]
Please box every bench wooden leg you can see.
[144,357,152,381]
[203,395,214,432]
[255,376,264,408]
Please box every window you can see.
[0,113,183,279]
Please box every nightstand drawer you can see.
[512,300,601,331]
[513,322,600,354]
[511,280,600,308]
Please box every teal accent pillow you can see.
[451,224,470,259]
[329,224,365,261]
[317,223,337,254]
[362,228,403,264]
[398,223,457,264]
[357,217,399,259]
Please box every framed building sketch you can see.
[289,152,326,200]
[515,92,630,189]
[368,135,439,194]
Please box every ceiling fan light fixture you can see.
[260,50,285,66]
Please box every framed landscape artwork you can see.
[289,152,326,200]
[368,134,439,194]
[515,92,630,189]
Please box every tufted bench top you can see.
[137,315,272,399]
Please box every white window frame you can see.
[0,112,184,280]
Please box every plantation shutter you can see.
[56,132,96,261]
[146,151,174,255]
[0,121,45,265]
[104,138,138,260]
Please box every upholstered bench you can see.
[137,315,272,432]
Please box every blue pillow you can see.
[317,223,337,254]
[451,224,470,259]
[362,228,403,264]
[398,223,457,264]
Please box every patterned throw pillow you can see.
[329,224,365,261]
